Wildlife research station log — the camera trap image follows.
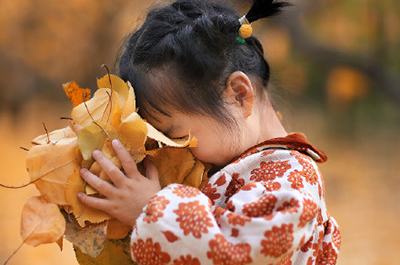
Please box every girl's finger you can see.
[80,168,115,197]
[92,149,126,187]
[144,157,159,182]
[112,139,139,179]
[77,192,110,213]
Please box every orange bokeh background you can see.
[1,0,399,264]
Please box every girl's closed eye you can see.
[171,135,189,140]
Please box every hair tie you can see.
[236,15,252,44]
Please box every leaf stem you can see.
[0,159,77,189]
[42,122,50,144]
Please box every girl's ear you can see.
[224,71,254,118]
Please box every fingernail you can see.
[112,139,122,147]
[92,150,101,158]
[80,168,87,175]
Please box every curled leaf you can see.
[146,122,197,148]
[20,196,66,247]
[118,113,148,154]
[31,125,76,145]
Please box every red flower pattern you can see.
[172,185,201,198]
[207,234,253,265]
[299,198,318,227]
[227,211,251,226]
[316,242,338,265]
[225,173,245,202]
[174,201,214,238]
[262,181,282,191]
[173,255,201,265]
[277,198,300,214]
[201,182,221,201]
[143,195,170,224]
[131,238,171,265]
[242,193,278,218]
[250,160,291,182]
[292,151,318,185]
[332,225,341,250]
[287,170,305,190]
[261,224,294,258]
[277,252,293,265]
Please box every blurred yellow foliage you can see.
[326,66,369,109]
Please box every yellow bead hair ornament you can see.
[236,15,252,43]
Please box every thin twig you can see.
[60,117,73,121]
[0,159,76,189]
[83,98,112,139]
[101,64,113,125]
[3,223,41,265]
[42,122,50,144]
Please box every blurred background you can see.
[0,0,399,264]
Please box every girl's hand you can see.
[78,139,161,227]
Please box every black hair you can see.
[118,0,291,124]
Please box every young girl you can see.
[78,0,341,264]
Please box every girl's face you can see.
[145,110,242,167]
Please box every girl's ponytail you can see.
[245,0,292,23]
[237,0,291,42]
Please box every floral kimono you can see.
[130,133,341,265]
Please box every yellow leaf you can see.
[31,125,76,145]
[26,137,80,205]
[20,196,66,247]
[118,113,148,153]
[146,121,197,148]
[65,171,111,227]
[120,84,136,122]
[78,122,109,161]
[71,88,120,128]
[63,81,91,107]
[97,74,129,110]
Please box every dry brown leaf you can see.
[65,219,108,258]
[106,219,132,240]
[26,137,80,205]
[151,147,196,188]
[20,196,66,247]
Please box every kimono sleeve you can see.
[130,149,326,264]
